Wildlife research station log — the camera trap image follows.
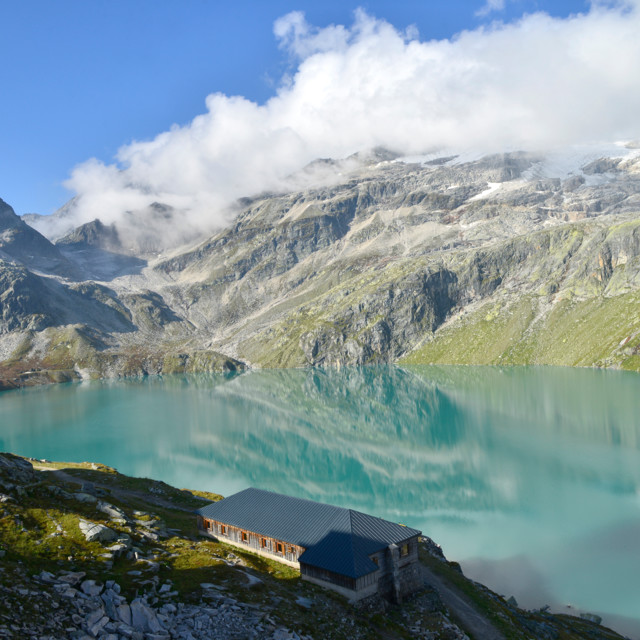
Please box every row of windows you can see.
[205,520,225,534]
[205,518,413,562]
[241,531,295,554]
[205,519,297,556]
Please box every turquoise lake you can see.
[1,365,639,636]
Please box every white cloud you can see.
[476,0,507,17]
[55,2,640,250]
[273,10,350,58]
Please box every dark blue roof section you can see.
[196,488,421,579]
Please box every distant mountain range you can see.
[2,143,640,387]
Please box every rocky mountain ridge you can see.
[2,143,640,386]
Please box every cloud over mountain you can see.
[57,2,640,248]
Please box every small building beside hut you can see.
[195,488,422,602]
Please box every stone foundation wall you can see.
[378,536,422,603]
[396,561,423,600]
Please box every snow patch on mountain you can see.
[521,142,640,182]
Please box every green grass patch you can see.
[402,291,640,370]
[402,296,538,365]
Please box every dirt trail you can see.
[422,565,505,640]
[35,465,196,513]
[38,463,504,638]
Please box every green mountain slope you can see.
[2,147,640,384]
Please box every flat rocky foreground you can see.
[1,566,305,640]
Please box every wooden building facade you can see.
[196,488,423,602]
[197,515,304,566]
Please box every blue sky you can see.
[0,0,603,215]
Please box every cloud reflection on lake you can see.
[1,364,639,635]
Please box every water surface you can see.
[1,365,639,636]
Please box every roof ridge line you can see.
[347,509,360,575]
[246,487,349,512]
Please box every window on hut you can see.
[241,531,249,543]
[261,538,267,548]
[400,543,409,557]
[276,542,284,554]
[220,525,227,535]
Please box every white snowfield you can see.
[398,141,640,183]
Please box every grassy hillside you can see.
[0,454,628,640]
[401,291,640,370]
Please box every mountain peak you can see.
[0,198,20,229]
[56,218,122,252]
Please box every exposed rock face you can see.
[56,219,148,280]
[57,219,122,251]
[299,268,459,366]
[3,145,640,381]
[0,198,78,278]
[0,452,36,485]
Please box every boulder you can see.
[36,570,56,584]
[85,608,106,628]
[73,492,98,504]
[295,596,313,609]
[57,571,86,585]
[97,500,127,520]
[80,579,104,596]
[105,580,121,594]
[78,519,117,542]
[107,542,129,558]
[101,591,119,620]
[130,598,164,633]
[138,528,160,541]
[116,603,132,626]
[89,614,109,636]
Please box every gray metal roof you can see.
[196,488,421,579]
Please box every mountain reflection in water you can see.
[1,365,639,636]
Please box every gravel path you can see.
[422,565,505,640]
[35,465,197,513]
